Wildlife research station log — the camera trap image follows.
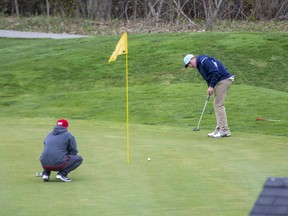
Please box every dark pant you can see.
[43,155,83,176]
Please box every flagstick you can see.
[108,32,130,163]
[125,52,130,164]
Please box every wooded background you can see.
[2,0,287,25]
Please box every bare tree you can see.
[147,0,164,21]
[86,0,113,20]
[275,0,288,20]
[133,0,137,21]
[1,0,287,24]
[14,0,19,16]
[46,0,50,17]
[173,0,197,27]
[202,0,224,29]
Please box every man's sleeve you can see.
[202,58,221,87]
[68,136,78,155]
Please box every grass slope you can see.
[0,32,287,136]
[1,32,287,91]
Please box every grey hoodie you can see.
[40,126,78,167]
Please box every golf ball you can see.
[147,157,151,161]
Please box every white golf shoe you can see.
[56,174,72,182]
[42,174,50,182]
[208,127,220,137]
[213,130,231,138]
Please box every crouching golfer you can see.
[183,54,234,138]
[40,119,83,182]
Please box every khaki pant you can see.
[213,78,232,131]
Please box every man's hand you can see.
[207,86,214,96]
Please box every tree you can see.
[14,0,19,16]
[202,0,224,29]
[173,0,197,27]
[0,0,287,23]
[46,0,50,17]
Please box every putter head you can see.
[193,128,200,131]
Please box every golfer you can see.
[40,119,83,182]
[183,54,234,138]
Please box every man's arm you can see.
[202,58,221,95]
[68,136,78,155]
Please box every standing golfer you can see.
[183,54,234,138]
[40,119,83,182]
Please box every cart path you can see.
[0,30,88,39]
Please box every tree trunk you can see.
[274,0,288,19]
[133,0,137,21]
[87,0,93,19]
[14,0,19,17]
[204,0,224,30]
[46,0,50,18]
[173,0,197,27]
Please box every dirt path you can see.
[0,30,88,39]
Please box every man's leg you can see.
[58,155,83,177]
[214,79,232,131]
[42,170,51,182]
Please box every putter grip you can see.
[206,95,210,101]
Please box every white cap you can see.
[183,54,194,68]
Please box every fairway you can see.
[1,118,287,216]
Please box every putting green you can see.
[0,118,287,216]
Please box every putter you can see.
[193,95,210,131]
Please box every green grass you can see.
[0,32,287,92]
[0,32,287,136]
[0,118,287,215]
[1,83,287,136]
[0,32,287,215]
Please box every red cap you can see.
[56,119,69,128]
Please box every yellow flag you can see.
[108,32,128,62]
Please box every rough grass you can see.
[0,32,287,136]
[0,16,287,35]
